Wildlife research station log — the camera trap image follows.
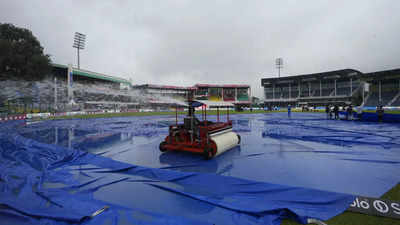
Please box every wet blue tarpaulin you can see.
[339,110,400,123]
[357,112,400,123]
[1,112,399,224]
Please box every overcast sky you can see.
[1,1,400,98]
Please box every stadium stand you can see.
[1,63,252,114]
[0,64,138,113]
[362,69,400,107]
[364,91,379,107]
[262,68,400,107]
[130,84,251,109]
[192,84,251,108]
[391,93,400,106]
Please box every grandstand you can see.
[130,84,192,110]
[51,66,252,111]
[131,84,251,109]
[1,63,252,114]
[0,63,139,114]
[362,69,400,107]
[193,84,251,108]
[261,68,400,108]
[52,64,137,111]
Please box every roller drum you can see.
[209,130,239,156]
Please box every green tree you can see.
[0,23,51,81]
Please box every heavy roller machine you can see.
[159,95,240,159]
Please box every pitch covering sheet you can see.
[1,112,399,225]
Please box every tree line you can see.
[0,23,51,81]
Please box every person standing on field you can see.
[325,105,330,119]
[356,106,363,121]
[376,105,384,122]
[333,105,339,120]
[347,105,353,120]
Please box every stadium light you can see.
[275,58,283,78]
[73,32,86,69]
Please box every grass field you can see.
[46,110,399,224]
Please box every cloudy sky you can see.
[1,1,400,98]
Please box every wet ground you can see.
[16,112,400,197]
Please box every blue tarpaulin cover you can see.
[357,111,400,123]
[1,112,399,225]
[339,110,400,123]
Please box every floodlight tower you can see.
[73,32,86,69]
[275,58,283,78]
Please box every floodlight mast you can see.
[73,32,86,69]
[275,58,283,78]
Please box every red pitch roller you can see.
[159,91,240,159]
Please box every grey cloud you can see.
[1,0,400,98]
